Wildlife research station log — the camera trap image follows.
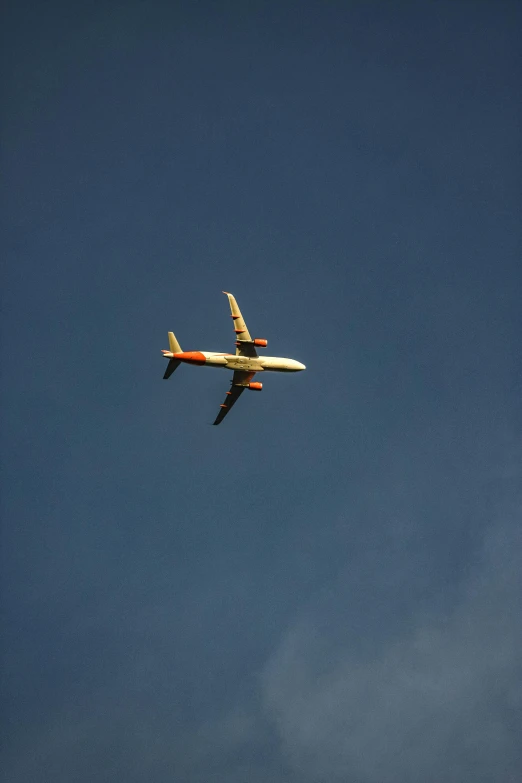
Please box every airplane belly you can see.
[259,357,286,371]
[225,359,263,372]
[260,357,305,371]
[202,353,230,367]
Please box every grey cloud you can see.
[262,512,522,783]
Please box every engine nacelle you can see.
[253,338,268,347]
[248,382,263,391]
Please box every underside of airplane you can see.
[161,292,306,424]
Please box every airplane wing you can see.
[223,291,257,357]
[212,370,256,425]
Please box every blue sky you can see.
[2,2,521,781]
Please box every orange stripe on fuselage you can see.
[173,351,206,365]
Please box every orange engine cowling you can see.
[253,338,268,347]
[248,382,263,391]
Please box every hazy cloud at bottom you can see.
[261,487,521,782]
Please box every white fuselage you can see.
[205,352,306,372]
[162,350,306,373]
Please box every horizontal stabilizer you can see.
[163,359,181,379]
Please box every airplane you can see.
[162,291,306,425]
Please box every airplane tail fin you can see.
[168,331,182,353]
[163,331,182,379]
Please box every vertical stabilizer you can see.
[168,331,182,354]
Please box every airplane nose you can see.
[297,362,306,371]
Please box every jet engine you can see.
[253,338,268,347]
[248,382,263,391]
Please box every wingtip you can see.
[222,290,232,295]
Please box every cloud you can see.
[262,508,522,783]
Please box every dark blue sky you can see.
[2,2,521,781]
